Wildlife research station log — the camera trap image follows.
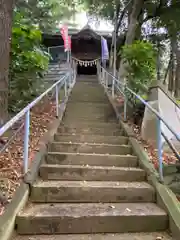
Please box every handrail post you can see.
[55,84,59,117]
[112,76,115,98]
[157,118,163,182]
[123,84,127,122]
[74,68,76,85]
[104,70,105,85]
[64,77,67,98]
[71,69,73,86]
[105,72,108,89]
[23,110,30,174]
[103,68,105,85]
[100,68,102,83]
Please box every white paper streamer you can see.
[72,57,100,67]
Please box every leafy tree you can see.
[15,0,77,32]
[121,40,156,93]
[9,12,50,113]
[0,0,77,121]
[81,0,180,97]
[0,0,14,125]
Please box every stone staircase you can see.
[14,77,171,239]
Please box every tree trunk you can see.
[168,56,174,92]
[109,3,121,68]
[118,0,144,81]
[156,40,161,81]
[109,33,114,68]
[174,39,180,98]
[164,57,171,85]
[0,0,14,125]
[167,47,174,91]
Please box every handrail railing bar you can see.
[102,67,180,142]
[125,85,180,142]
[161,131,180,161]
[0,73,68,137]
[115,85,125,97]
[48,45,64,50]
[0,123,24,154]
[98,63,180,182]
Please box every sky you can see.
[69,11,114,32]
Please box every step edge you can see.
[46,152,137,158]
[39,164,145,171]
[17,202,168,217]
[32,180,154,189]
[50,142,131,147]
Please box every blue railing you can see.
[98,64,180,182]
[0,66,76,174]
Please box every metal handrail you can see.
[101,67,180,141]
[0,67,76,174]
[98,65,180,182]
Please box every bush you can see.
[9,12,50,113]
[121,40,156,94]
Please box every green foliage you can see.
[121,41,156,93]
[9,12,50,113]
[15,0,77,32]
[9,0,77,113]
[79,0,120,21]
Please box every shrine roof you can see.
[43,25,112,39]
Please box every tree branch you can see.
[142,1,180,24]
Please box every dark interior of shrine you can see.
[77,64,97,75]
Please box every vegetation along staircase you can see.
[14,76,171,239]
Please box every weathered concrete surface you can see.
[46,152,138,167]
[58,126,123,135]
[65,102,113,111]
[16,203,168,234]
[68,83,108,103]
[13,232,172,240]
[58,121,123,136]
[54,134,128,145]
[31,180,155,203]
[63,114,117,122]
[49,142,132,155]
[0,80,71,240]
[0,183,29,240]
[117,120,180,239]
[39,164,145,181]
[14,76,171,239]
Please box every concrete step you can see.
[62,114,116,122]
[57,125,123,136]
[39,164,145,181]
[60,120,121,127]
[16,202,168,234]
[13,232,173,240]
[63,111,116,119]
[68,99,109,103]
[49,142,132,155]
[64,106,115,112]
[71,86,103,92]
[68,95,109,103]
[31,180,155,203]
[69,92,108,98]
[63,106,116,119]
[65,106,113,113]
[54,134,128,145]
[46,152,138,167]
[66,102,112,108]
[59,121,119,127]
